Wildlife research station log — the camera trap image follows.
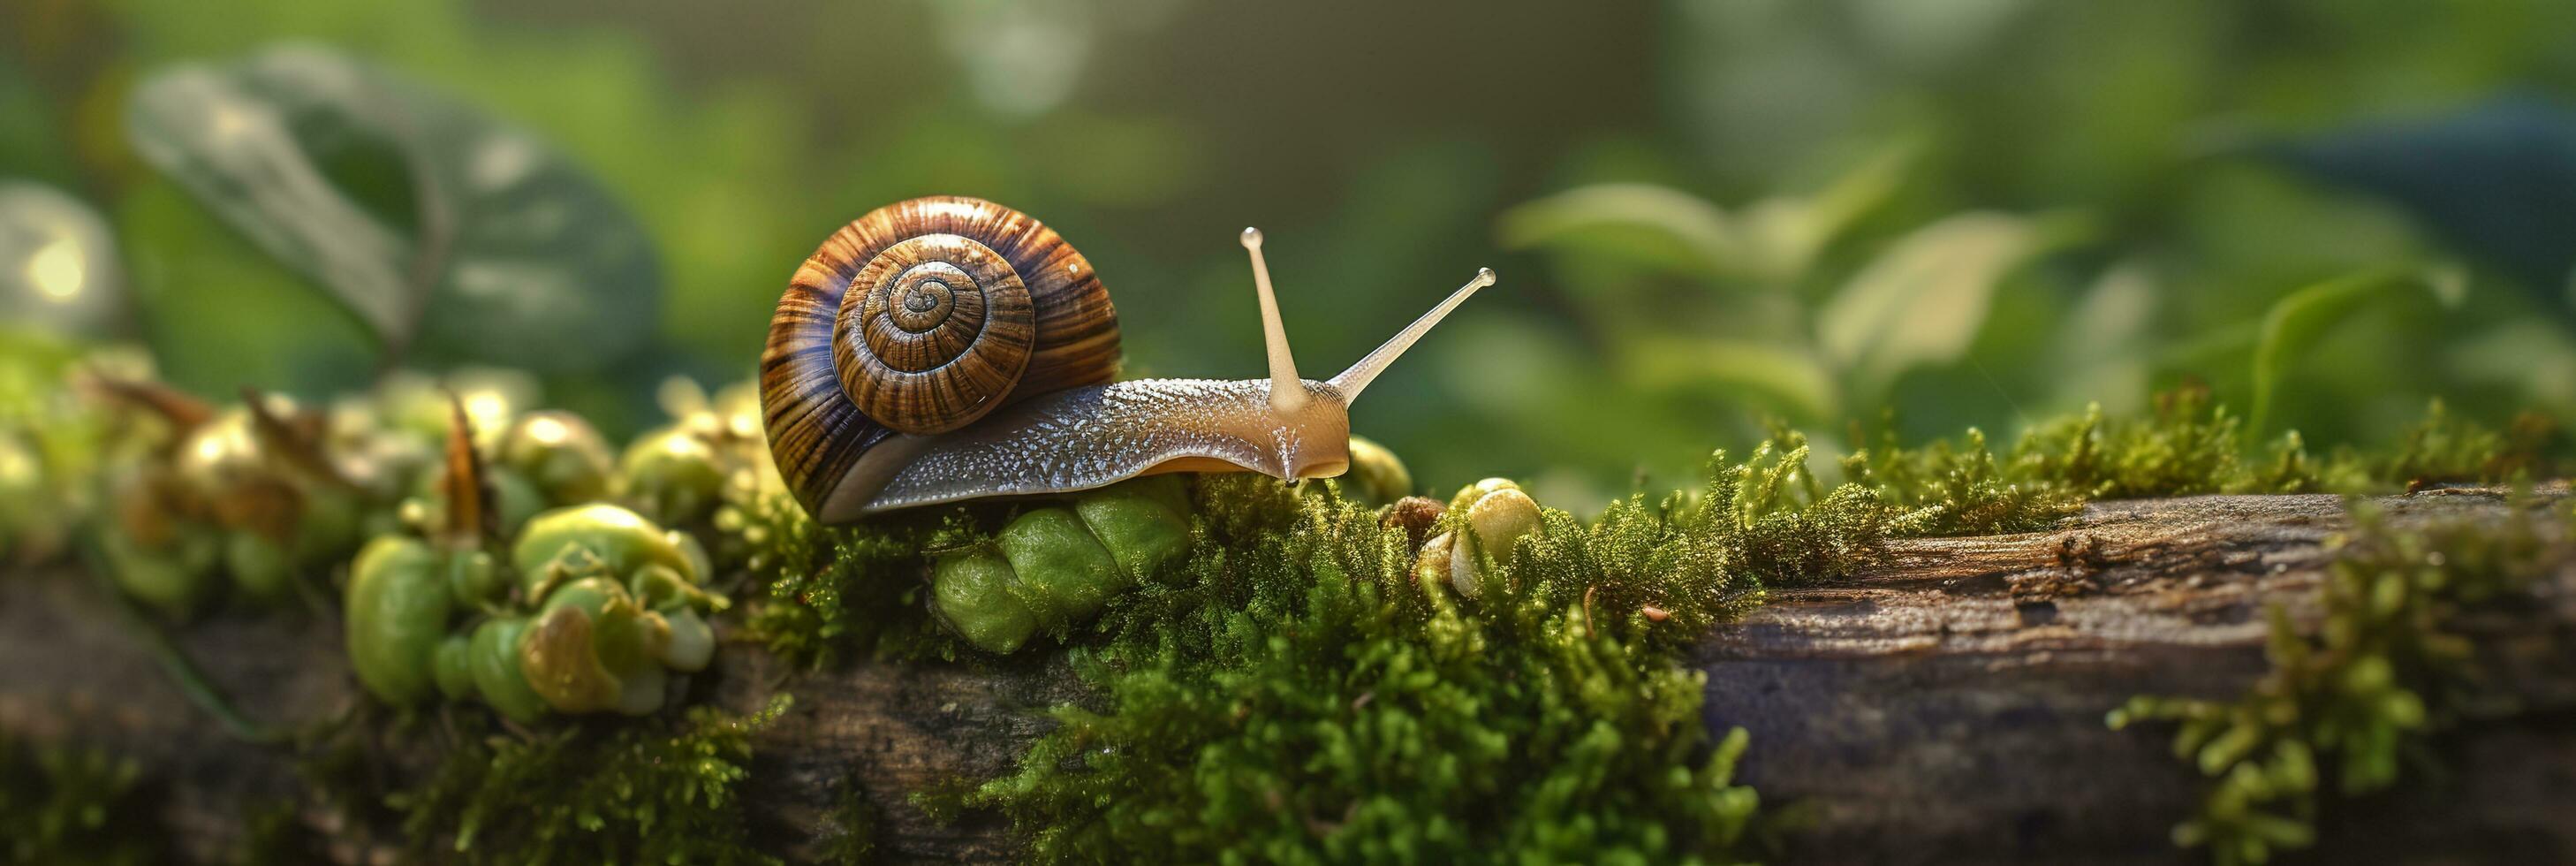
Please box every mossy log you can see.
[1,491,2570,863]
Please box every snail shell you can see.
[761,197,1119,515]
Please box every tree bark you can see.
[0,491,2569,863]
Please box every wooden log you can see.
[0,491,2569,863]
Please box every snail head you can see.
[1225,226,1495,481]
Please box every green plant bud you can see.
[443,548,505,608]
[469,616,549,723]
[662,607,716,672]
[997,506,1125,627]
[1414,530,1458,596]
[98,525,219,614]
[617,425,726,526]
[223,531,295,601]
[1466,488,1542,552]
[529,576,671,715]
[1447,477,1520,513]
[1442,488,1543,600]
[519,601,626,714]
[1341,435,1412,505]
[498,411,616,505]
[1072,476,1192,578]
[669,529,714,589]
[344,536,454,707]
[432,633,475,702]
[292,484,367,560]
[511,503,694,596]
[933,547,1041,654]
[629,563,713,613]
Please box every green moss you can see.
[820,779,885,864]
[0,731,164,866]
[2107,502,2570,865]
[387,695,792,866]
[727,475,975,666]
[1863,390,2554,511]
[230,799,329,865]
[1853,426,2085,536]
[958,438,1977,862]
[2379,400,2560,488]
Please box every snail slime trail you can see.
[760,195,1496,523]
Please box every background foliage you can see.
[6,0,2574,506]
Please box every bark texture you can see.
[1,491,2570,863]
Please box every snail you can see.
[761,196,1494,521]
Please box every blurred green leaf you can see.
[1497,183,1748,278]
[2249,267,2460,435]
[1817,211,2074,395]
[2268,96,2576,299]
[1620,336,1840,421]
[124,44,660,373]
[1497,144,1913,286]
[1735,141,1917,283]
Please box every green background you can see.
[7,0,2573,506]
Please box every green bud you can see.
[1442,487,1543,601]
[344,536,454,707]
[527,576,671,716]
[1447,477,1520,513]
[469,617,549,723]
[928,479,1194,653]
[432,633,475,702]
[443,549,505,608]
[997,506,1124,627]
[520,602,626,715]
[1340,435,1413,505]
[933,548,1041,654]
[98,525,219,615]
[662,607,716,672]
[617,426,726,526]
[224,532,296,602]
[1072,475,1192,578]
[293,484,367,561]
[511,503,695,597]
[497,411,617,505]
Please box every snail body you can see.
[762,196,1491,521]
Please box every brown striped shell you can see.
[761,197,1121,516]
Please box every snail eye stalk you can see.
[1239,226,1307,415]
[1327,267,1496,403]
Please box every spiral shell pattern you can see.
[834,232,1036,433]
[761,196,1120,517]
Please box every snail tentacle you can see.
[1328,267,1495,401]
[1239,227,1307,415]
